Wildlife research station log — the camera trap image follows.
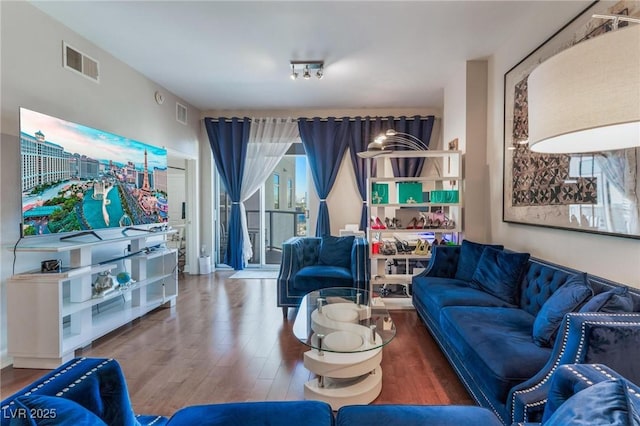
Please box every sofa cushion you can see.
[543,379,640,425]
[412,277,516,321]
[580,287,634,314]
[454,240,504,281]
[533,273,593,347]
[317,235,354,269]
[166,401,334,426]
[471,248,530,305]
[293,265,353,292]
[440,306,551,402]
[11,395,107,426]
[336,404,502,426]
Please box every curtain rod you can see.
[204,116,440,123]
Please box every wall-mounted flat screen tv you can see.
[19,107,168,237]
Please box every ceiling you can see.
[30,1,591,112]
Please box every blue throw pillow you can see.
[533,273,593,347]
[454,240,504,282]
[470,247,530,305]
[318,236,354,269]
[10,395,107,426]
[544,379,639,425]
[579,287,634,313]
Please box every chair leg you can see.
[282,307,288,319]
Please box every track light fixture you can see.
[290,60,324,80]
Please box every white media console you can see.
[7,229,178,369]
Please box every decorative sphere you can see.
[116,272,131,284]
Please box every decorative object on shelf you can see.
[379,241,396,256]
[116,271,131,284]
[41,259,61,273]
[370,216,386,229]
[528,18,639,154]
[414,239,430,255]
[92,271,117,298]
[290,60,324,80]
[503,1,640,239]
[397,182,423,204]
[371,182,388,204]
[430,190,459,204]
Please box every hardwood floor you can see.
[0,271,473,416]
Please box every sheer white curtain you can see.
[240,117,299,265]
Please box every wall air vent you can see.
[63,42,100,83]
[176,102,187,125]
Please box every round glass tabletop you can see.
[292,287,396,353]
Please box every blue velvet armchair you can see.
[277,235,369,318]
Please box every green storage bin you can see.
[371,183,389,204]
[396,182,423,204]
[430,190,459,203]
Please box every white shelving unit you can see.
[7,229,178,368]
[359,150,463,309]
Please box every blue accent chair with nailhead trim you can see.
[411,241,640,425]
[277,235,369,318]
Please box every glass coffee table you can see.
[293,287,396,410]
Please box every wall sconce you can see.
[528,17,640,153]
[290,60,324,80]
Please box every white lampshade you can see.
[528,24,640,153]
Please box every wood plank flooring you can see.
[0,271,473,416]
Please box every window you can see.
[273,174,280,209]
[287,179,293,208]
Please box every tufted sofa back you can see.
[297,237,321,268]
[518,257,640,316]
[518,259,576,316]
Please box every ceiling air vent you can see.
[63,42,99,82]
[176,102,187,125]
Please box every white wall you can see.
[443,60,490,243]
[0,1,202,367]
[484,2,640,287]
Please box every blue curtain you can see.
[204,117,250,270]
[389,115,435,177]
[348,117,381,230]
[298,117,350,236]
[347,116,435,228]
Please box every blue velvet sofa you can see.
[411,240,640,425]
[3,357,638,425]
[277,235,369,318]
[0,357,334,426]
[336,363,640,426]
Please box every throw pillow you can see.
[579,287,634,313]
[544,379,639,425]
[532,273,593,348]
[470,247,530,305]
[318,236,354,269]
[454,240,504,282]
[11,395,107,426]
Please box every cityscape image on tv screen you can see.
[19,107,168,236]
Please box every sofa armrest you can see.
[508,312,640,424]
[350,236,370,292]
[0,357,146,426]
[278,237,306,282]
[542,364,628,422]
[415,245,460,278]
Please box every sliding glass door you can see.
[216,145,308,268]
